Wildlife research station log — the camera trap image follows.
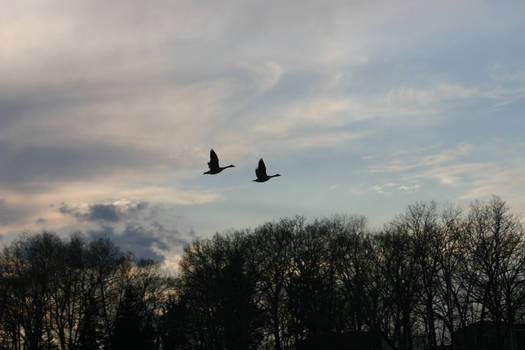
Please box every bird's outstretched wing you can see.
[208,149,219,169]
[255,158,267,178]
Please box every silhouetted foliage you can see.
[161,294,192,350]
[109,285,156,350]
[175,232,264,349]
[1,196,524,350]
[0,232,169,350]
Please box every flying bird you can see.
[253,158,280,182]
[203,149,235,175]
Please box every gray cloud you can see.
[0,98,27,130]
[59,200,189,261]
[0,199,27,226]
[0,0,404,198]
[60,201,149,223]
[86,204,120,222]
[87,221,187,262]
[0,139,163,191]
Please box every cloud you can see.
[245,77,502,154]
[1,0,520,173]
[59,201,149,223]
[0,139,164,191]
[86,218,191,263]
[366,140,525,214]
[491,70,525,82]
[246,61,283,93]
[0,199,25,226]
[384,84,478,107]
[371,183,420,195]
[0,198,43,230]
[398,184,421,192]
[369,143,475,174]
[1,0,524,240]
[0,183,220,235]
[87,223,174,262]
[58,199,192,262]
[372,185,387,195]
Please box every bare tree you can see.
[378,224,421,350]
[177,231,263,349]
[1,197,524,350]
[247,218,303,350]
[466,197,525,347]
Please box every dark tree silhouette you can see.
[161,294,192,350]
[1,196,524,350]
[109,285,156,350]
[177,232,264,349]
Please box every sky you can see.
[1,0,524,266]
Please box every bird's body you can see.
[253,158,280,182]
[203,149,235,175]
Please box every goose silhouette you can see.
[253,158,280,182]
[203,149,235,175]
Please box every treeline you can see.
[1,197,524,349]
[0,233,170,350]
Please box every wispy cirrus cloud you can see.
[369,143,476,174]
[366,140,525,212]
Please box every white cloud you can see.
[249,77,495,149]
[398,184,420,192]
[372,185,386,194]
[385,84,478,107]
[369,143,475,174]
[439,177,459,185]
[371,183,420,194]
